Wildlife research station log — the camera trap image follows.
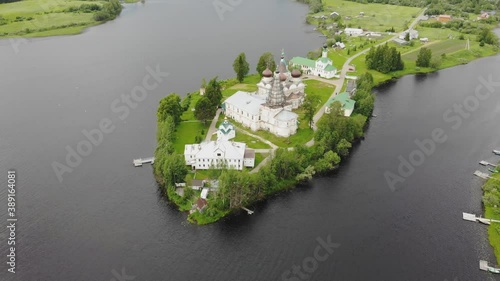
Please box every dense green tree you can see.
[404,32,410,41]
[233,52,250,82]
[336,138,352,158]
[194,96,216,124]
[365,44,404,73]
[157,94,182,124]
[478,28,499,46]
[416,47,432,67]
[93,0,122,21]
[161,154,188,187]
[156,115,176,143]
[315,150,341,174]
[256,52,277,75]
[302,93,320,128]
[205,77,222,107]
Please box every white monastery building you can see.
[184,119,255,170]
[290,45,337,79]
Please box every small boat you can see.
[489,168,497,173]
[494,150,500,155]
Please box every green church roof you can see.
[326,92,355,111]
[324,65,337,72]
[219,120,234,135]
[290,57,316,68]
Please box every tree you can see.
[256,52,276,75]
[161,154,188,187]
[302,94,320,128]
[157,94,182,124]
[195,96,216,124]
[416,47,432,67]
[365,44,404,73]
[404,32,410,41]
[233,52,250,82]
[205,77,222,107]
[336,138,352,158]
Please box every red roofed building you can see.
[437,15,452,23]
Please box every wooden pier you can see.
[480,260,500,273]
[463,212,500,225]
[493,150,500,156]
[480,161,497,167]
[133,157,155,167]
[241,207,254,215]
[474,170,490,179]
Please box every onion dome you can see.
[262,68,273,77]
[291,69,301,78]
[279,72,287,81]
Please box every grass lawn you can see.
[221,74,260,99]
[233,133,271,149]
[416,26,465,41]
[319,0,422,32]
[0,0,110,37]
[174,121,209,153]
[303,79,335,105]
[231,120,314,148]
[483,170,500,264]
[402,40,467,61]
[254,153,268,167]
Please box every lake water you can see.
[1,1,500,280]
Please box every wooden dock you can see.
[241,207,254,215]
[480,260,500,273]
[133,157,155,167]
[474,170,490,179]
[480,161,497,167]
[493,150,500,156]
[463,212,500,225]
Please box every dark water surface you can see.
[1,1,500,280]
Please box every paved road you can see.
[205,109,222,142]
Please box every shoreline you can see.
[0,0,139,38]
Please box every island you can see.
[153,0,500,226]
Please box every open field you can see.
[416,27,465,41]
[402,40,466,60]
[350,39,498,85]
[303,79,335,104]
[319,0,422,32]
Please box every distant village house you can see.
[437,15,452,23]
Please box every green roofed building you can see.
[290,44,337,79]
[325,92,356,117]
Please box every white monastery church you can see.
[223,51,306,138]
